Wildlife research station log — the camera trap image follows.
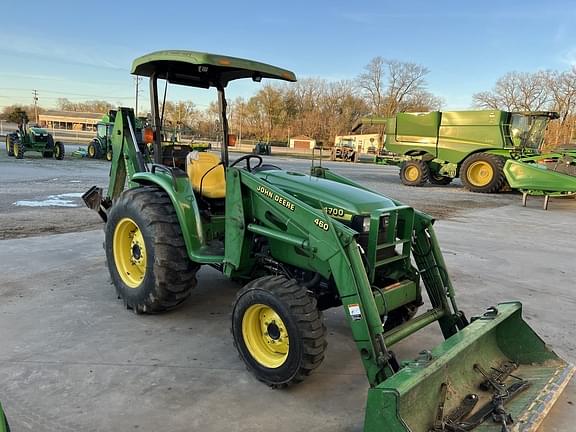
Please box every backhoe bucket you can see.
[82,186,108,222]
[365,302,574,432]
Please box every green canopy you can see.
[131,50,297,88]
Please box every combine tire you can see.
[232,275,327,388]
[54,142,65,160]
[13,140,24,159]
[399,160,429,186]
[105,187,198,313]
[5,135,14,156]
[461,153,505,193]
[429,173,453,185]
[88,140,102,159]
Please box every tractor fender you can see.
[131,171,205,262]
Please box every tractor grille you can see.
[363,206,415,283]
[34,135,48,143]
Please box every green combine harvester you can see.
[83,50,573,431]
[355,112,576,206]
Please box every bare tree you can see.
[473,71,550,111]
[358,58,433,116]
[358,57,386,115]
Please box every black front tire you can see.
[232,275,327,388]
[399,160,430,186]
[105,187,199,313]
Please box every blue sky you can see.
[1,0,575,112]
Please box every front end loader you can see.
[83,50,573,431]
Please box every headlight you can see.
[352,215,371,232]
[362,217,371,232]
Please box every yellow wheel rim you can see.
[467,161,493,187]
[242,304,289,368]
[113,218,147,288]
[106,150,112,161]
[14,144,19,157]
[405,165,420,182]
[88,145,95,157]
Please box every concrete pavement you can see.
[0,201,574,431]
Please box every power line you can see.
[0,87,134,99]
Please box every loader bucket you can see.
[504,158,576,193]
[364,302,574,432]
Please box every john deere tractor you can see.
[5,113,64,160]
[83,50,573,431]
[88,111,116,160]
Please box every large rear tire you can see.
[5,135,14,156]
[54,141,65,160]
[105,187,199,313]
[460,153,505,193]
[399,160,430,186]
[88,139,102,159]
[232,275,327,388]
[13,139,24,159]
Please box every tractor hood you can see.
[255,170,396,217]
[29,127,48,135]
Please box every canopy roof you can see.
[131,50,297,88]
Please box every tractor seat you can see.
[186,152,226,199]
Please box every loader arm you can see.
[225,167,465,386]
[82,108,148,221]
[227,167,574,431]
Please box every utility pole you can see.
[32,89,39,124]
[134,77,143,116]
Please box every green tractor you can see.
[88,110,116,161]
[83,50,573,431]
[5,113,64,160]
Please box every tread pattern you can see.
[399,159,430,186]
[106,187,198,313]
[232,275,327,388]
[461,153,506,193]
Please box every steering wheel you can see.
[229,154,263,172]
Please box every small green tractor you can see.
[88,111,116,161]
[83,50,573,431]
[5,114,64,160]
[253,141,272,155]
